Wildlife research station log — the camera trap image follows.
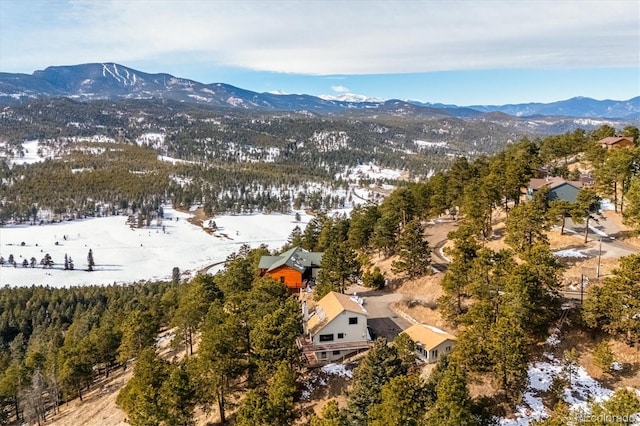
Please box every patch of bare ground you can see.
[550,323,640,392]
[602,210,640,248]
[47,368,131,426]
[391,274,451,332]
[297,370,351,422]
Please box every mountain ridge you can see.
[1,62,638,119]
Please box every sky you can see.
[0,0,638,105]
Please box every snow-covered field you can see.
[0,206,312,287]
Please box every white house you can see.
[401,324,456,364]
[299,292,371,364]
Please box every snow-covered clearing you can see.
[10,140,56,166]
[414,140,448,148]
[336,163,403,181]
[0,206,312,287]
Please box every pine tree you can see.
[505,190,549,254]
[592,341,614,371]
[309,400,349,426]
[68,256,74,270]
[583,253,640,345]
[250,299,301,381]
[159,362,196,426]
[87,249,95,271]
[347,338,406,425]
[316,241,359,293]
[391,218,432,278]
[194,301,247,424]
[562,348,580,387]
[489,313,529,400]
[116,348,169,426]
[64,254,69,270]
[369,375,428,426]
[623,175,640,231]
[286,225,304,249]
[575,188,601,243]
[427,362,477,426]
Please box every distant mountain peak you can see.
[318,93,385,103]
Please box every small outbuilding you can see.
[401,324,456,364]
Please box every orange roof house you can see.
[258,247,323,290]
[598,136,634,150]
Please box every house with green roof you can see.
[258,247,323,290]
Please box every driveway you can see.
[346,284,412,342]
[563,216,638,259]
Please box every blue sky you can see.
[1,0,638,105]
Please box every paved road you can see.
[425,219,459,273]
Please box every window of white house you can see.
[431,350,438,358]
[446,346,451,352]
[337,333,345,339]
[320,352,327,359]
[348,317,358,325]
[332,350,341,355]
[319,334,334,342]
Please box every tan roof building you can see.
[300,292,371,364]
[402,324,456,364]
[598,136,634,150]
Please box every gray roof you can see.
[258,247,323,273]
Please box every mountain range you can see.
[0,63,638,119]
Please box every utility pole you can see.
[596,237,602,278]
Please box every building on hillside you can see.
[598,136,634,150]
[258,247,323,291]
[401,323,457,364]
[525,176,583,203]
[298,291,372,364]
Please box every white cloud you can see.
[1,0,638,74]
[332,85,350,93]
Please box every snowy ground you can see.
[0,206,312,287]
[500,331,640,425]
[553,248,588,258]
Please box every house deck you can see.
[296,336,373,353]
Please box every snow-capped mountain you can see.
[318,93,385,103]
[0,63,638,119]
